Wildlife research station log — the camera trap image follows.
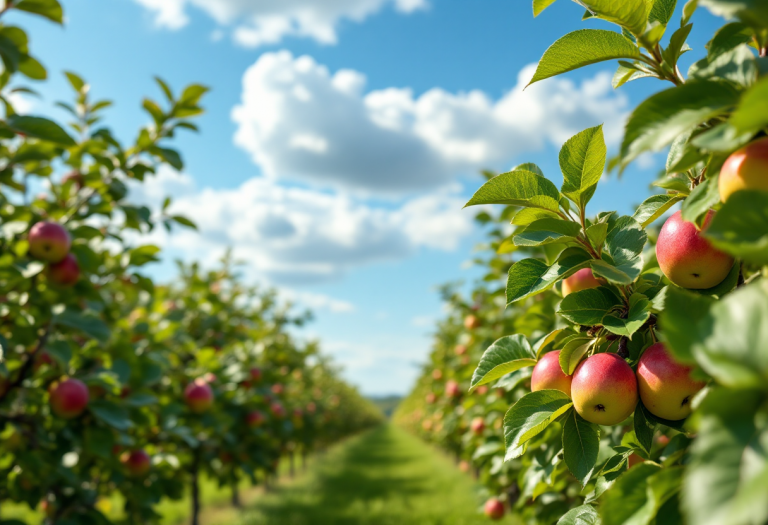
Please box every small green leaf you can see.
[563,409,600,486]
[559,337,593,375]
[55,310,110,342]
[633,401,656,454]
[64,71,85,92]
[507,248,592,305]
[581,0,651,35]
[529,29,640,86]
[681,176,721,227]
[89,400,133,430]
[703,191,768,264]
[708,22,755,59]
[470,335,537,391]
[557,505,601,525]
[586,222,609,250]
[465,169,561,211]
[560,125,607,208]
[6,115,76,146]
[533,0,558,16]
[513,218,581,247]
[13,0,63,24]
[558,288,622,326]
[593,216,647,284]
[504,390,573,458]
[633,194,685,228]
[659,286,715,363]
[649,0,678,26]
[602,293,651,339]
[730,76,768,134]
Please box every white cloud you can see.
[283,290,355,313]
[130,167,473,285]
[232,51,629,196]
[132,0,427,47]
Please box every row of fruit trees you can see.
[396,0,768,524]
[0,2,383,524]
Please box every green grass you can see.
[226,424,520,525]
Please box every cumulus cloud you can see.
[232,51,630,196]
[132,0,427,46]
[129,168,472,285]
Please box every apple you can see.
[571,353,638,426]
[432,369,443,381]
[656,211,733,289]
[458,460,470,473]
[628,453,644,469]
[47,253,80,287]
[249,367,262,382]
[637,342,705,420]
[120,449,151,477]
[271,384,284,395]
[455,344,467,356]
[246,410,265,427]
[422,419,433,431]
[270,402,286,418]
[49,378,89,419]
[719,137,768,201]
[425,392,437,404]
[656,435,670,447]
[306,402,317,414]
[445,380,461,398]
[562,268,602,297]
[461,355,470,366]
[470,417,485,436]
[464,315,481,330]
[531,350,572,397]
[28,222,71,263]
[484,498,505,520]
[475,385,489,396]
[203,372,217,384]
[62,170,84,190]
[184,379,213,413]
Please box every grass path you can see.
[202,424,520,525]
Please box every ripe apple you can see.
[637,342,705,420]
[562,268,602,297]
[464,315,481,330]
[271,384,284,395]
[62,170,84,190]
[28,222,71,263]
[470,417,485,436]
[475,385,489,396]
[249,367,262,382]
[719,137,768,201]
[246,410,265,427]
[445,380,461,398]
[432,369,443,381]
[120,449,151,477]
[531,350,572,397]
[455,344,467,356]
[656,211,733,289]
[422,419,433,431]
[484,498,505,520]
[184,379,213,413]
[270,402,286,418]
[47,253,80,287]
[458,460,470,473]
[49,378,89,419]
[571,353,638,426]
[306,402,317,414]
[425,392,437,404]
[628,453,644,469]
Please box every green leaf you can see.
[603,293,652,339]
[659,286,715,363]
[529,29,640,86]
[45,340,72,367]
[601,463,671,525]
[89,400,133,431]
[586,222,609,250]
[6,115,76,146]
[581,0,651,35]
[558,288,622,326]
[692,280,768,388]
[650,0,678,26]
[18,55,46,80]
[533,0,558,16]
[559,337,594,375]
[13,0,63,24]
[593,216,647,284]
[465,169,561,211]
[563,409,601,486]
[684,388,768,525]
[151,146,183,170]
[680,176,720,227]
[178,84,209,106]
[534,329,570,358]
[55,310,110,342]
[495,367,534,391]
[470,335,537,391]
[704,190,768,264]
[708,22,755,59]
[633,401,656,454]
[730,76,768,134]
[504,390,573,459]
[689,45,758,87]
[699,0,768,31]
[507,248,592,305]
[661,23,693,68]
[613,61,655,89]
[620,80,741,167]
[172,215,197,230]
[559,125,607,209]
[513,218,581,247]
[64,71,85,92]
[632,194,684,228]
[690,122,754,152]
[557,505,601,525]
[511,208,561,226]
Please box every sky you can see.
[15,0,724,396]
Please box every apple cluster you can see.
[27,221,80,288]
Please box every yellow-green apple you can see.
[49,378,89,418]
[470,417,485,436]
[531,350,572,397]
[184,379,213,413]
[47,253,80,287]
[28,222,71,262]
[562,268,602,297]
[656,211,733,289]
[422,419,433,431]
[571,353,638,425]
[246,410,265,427]
[432,369,443,381]
[484,498,505,520]
[120,449,151,477]
[464,315,481,330]
[637,342,705,420]
[719,137,768,201]
[445,379,461,398]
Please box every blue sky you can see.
[18,0,723,395]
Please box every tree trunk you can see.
[190,450,201,525]
[289,451,295,478]
[231,479,241,508]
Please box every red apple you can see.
[249,367,262,382]
[432,369,443,381]
[458,460,470,473]
[47,253,80,287]
[475,385,489,396]
[484,498,505,520]
[271,384,284,395]
[531,350,572,397]
[719,137,768,201]
[28,222,71,262]
[455,344,467,356]
[562,268,602,297]
[656,211,733,289]
[637,342,705,420]
[464,315,481,330]
[184,379,213,413]
[571,353,638,426]
[246,410,265,427]
[445,380,461,398]
[270,402,286,418]
[628,453,644,469]
[425,392,437,404]
[120,449,151,477]
[306,402,317,414]
[62,170,84,190]
[49,378,89,419]
[422,419,433,431]
[470,417,485,436]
